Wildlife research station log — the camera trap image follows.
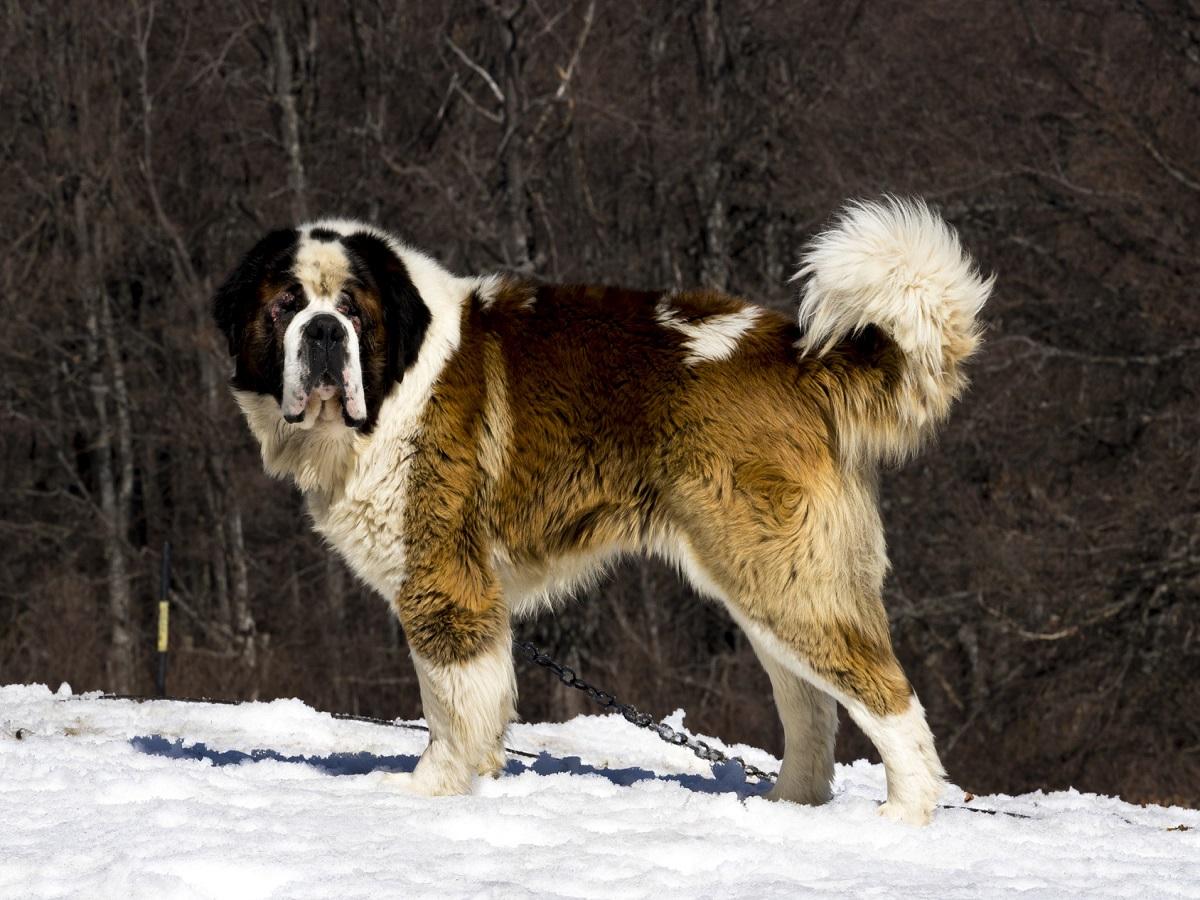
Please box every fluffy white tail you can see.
[794,198,993,464]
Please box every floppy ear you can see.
[212,229,297,356]
[342,232,431,381]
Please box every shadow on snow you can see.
[130,735,771,799]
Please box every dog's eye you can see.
[271,291,298,321]
[336,296,363,333]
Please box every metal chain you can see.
[510,643,1045,818]
[91,688,1044,819]
[96,669,1051,819]
[513,639,778,783]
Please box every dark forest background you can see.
[2,0,1198,806]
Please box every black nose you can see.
[304,314,344,348]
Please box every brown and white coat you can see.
[213,199,992,825]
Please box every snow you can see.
[1,683,1197,899]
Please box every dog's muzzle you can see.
[303,314,345,389]
[282,311,368,428]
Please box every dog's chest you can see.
[307,437,416,601]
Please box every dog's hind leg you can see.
[738,600,946,826]
[746,635,838,805]
[842,678,945,826]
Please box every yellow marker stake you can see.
[156,541,172,697]
[157,601,170,653]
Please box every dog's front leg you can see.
[389,562,516,796]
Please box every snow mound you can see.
[1,684,1196,898]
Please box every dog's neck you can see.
[233,390,361,500]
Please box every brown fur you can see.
[401,281,911,715]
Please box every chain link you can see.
[514,639,778,783]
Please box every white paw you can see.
[764,785,833,806]
[878,800,933,826]
[378,768,469,797]
[377,771,424,794]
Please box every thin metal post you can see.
[155,541,171,697]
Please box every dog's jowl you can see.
[212,199,992,825]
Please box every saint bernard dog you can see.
[212,198,991,825]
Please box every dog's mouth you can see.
[314,376,340,403]
[283,388,356,430]
[283,368,368,430]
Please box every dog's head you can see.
[212,223,430,432]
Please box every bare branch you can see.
[444,35,505,104]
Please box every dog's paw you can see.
[877,800,933,826]
[378,768,470,797]
[377,771,424,794]
[476,748,506,779]
[764,779,833,806]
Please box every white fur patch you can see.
[853,694,947,826]
[475,273,505,311]
[655,300,761,365]
[790,198,994,465]
[475,273,535,311]
[232,390,359,494]
[293,237,352,296]
[377,245,470,431]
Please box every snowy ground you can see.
[1,684,1197,899]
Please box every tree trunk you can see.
[695,0,731,291]
[270,6,312,223]
[86,293,136,693]
[647,18,677,287]
[495,6,535,272]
